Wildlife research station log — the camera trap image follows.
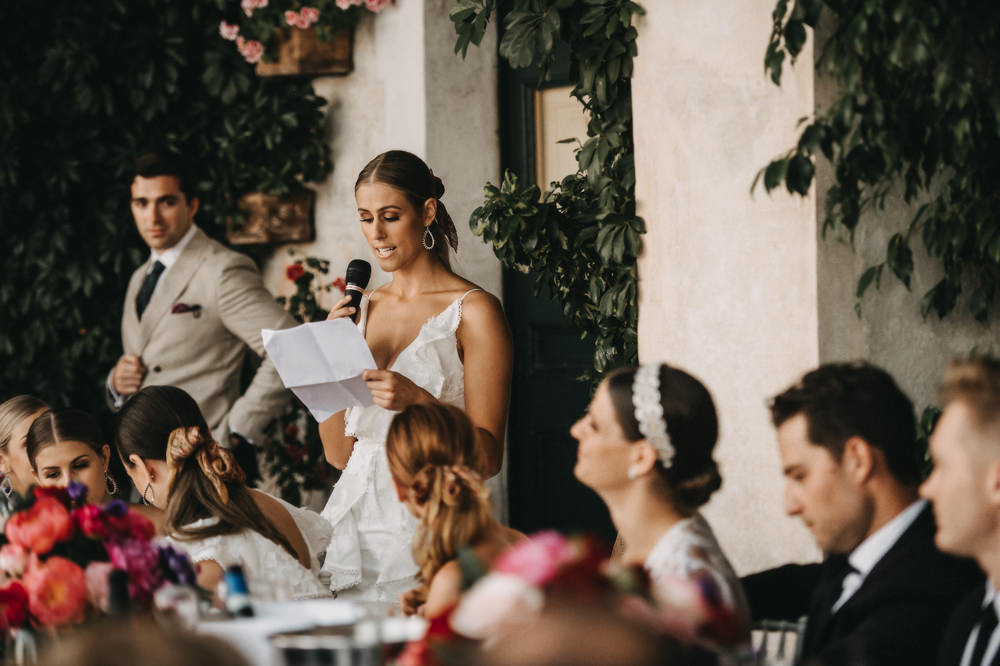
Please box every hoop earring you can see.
[142,482,155,506]
[422,227,436,250]
[0,475,13,500]
[105,472,118,497]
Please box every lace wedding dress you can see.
[644,513,751,645]
[166,494,332,600]
[321,289,480,609]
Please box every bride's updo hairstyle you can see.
[115,386,295,558]
[606,364,723,511]
[386,403,491,608]
[355,150,459,269]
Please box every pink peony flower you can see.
[300,7,320,24]
[294,14,311,29]
[84,561,114,613]
[6,496,74,555]
[284,10,299,26]
[0,582,29,629]
[493,531,576,585]
[365,0,392,11]
[107,539,163,604]
[239,39,264,64]
[450,572,543,641]
[219,21,239,40]
[23,556,88,626]
[0,545,28,580]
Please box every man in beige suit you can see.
[108,153,295,452]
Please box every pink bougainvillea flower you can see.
[294,14,311,29]
[493,530,575,585]
[0,545,28,580]
[84,561,114,613]
[6,496,74,555]
[239,39,264,64]
[241,0,269,17]
[365,0,392,11]
[23,556,88,626]
[0,582,29,629]
[336,0,359,9]
[219,21,239,40]
[300,7,320,24]
[284,10,299,26]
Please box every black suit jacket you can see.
[742,505,982,666]
[938,585,1000,666]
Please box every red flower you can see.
[32,486,71,506]
[23,556,88,626]
[0,582,29,629]
[286,263,306,282]
[6,496,74,555]
[284,423,299,438]
[331,277,347,293]
[72,505,110,540]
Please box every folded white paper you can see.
[262,319,377,422]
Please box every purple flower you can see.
[104,499,128,517]
[66,481,88,502]
[157,545,196,586]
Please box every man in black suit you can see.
[921,357,1000,666]
[742,362,981,666]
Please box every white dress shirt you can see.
[832,499,927,612]
[960,582,1000,666]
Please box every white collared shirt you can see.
[146,223,198,278]
[831,499,927,612]
[960,582,1000,666]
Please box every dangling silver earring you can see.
[142,482,155,506]
[0,475,13,500]
[105,472,118,497]
[422,227,436,250]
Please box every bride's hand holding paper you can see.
[362,369,433,411]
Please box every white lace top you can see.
[645,514,750,628]
[166,494,332,600]
[320,289,479,604]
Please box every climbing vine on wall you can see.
[759,0,1000,323]
[451,0,645,376]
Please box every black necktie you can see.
[970,603,998,666]
[135,260,165,320]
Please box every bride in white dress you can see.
[319,150,513,609]
[115,385,330,600]
[570,363,751,650]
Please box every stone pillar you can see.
[632,1,821,572]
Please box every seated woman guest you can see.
[114,385,330,599]
[0,395,50,498]
[386,403,523,618]
[570,364,750,649]
[25,407,162,529]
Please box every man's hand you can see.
[111,354,146,396]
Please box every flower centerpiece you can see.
[0,483,196,633]
[220,0,394,68]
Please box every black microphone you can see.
[344,259,371,323]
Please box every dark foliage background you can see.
[0,1,331,415]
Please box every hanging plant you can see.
[451,0,646,377]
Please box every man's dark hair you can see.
[133,152,196,202]
[769,362,920,485]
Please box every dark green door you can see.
[498,18,616,546]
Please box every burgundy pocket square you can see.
[171,303,202,318]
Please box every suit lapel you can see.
[136,230,211,350]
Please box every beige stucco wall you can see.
[632,1,822,573]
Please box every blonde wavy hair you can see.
[386,403,491,607]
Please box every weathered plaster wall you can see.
[632,0,822,573]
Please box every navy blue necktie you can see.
[135,260,165,320]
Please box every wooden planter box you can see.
[227,189,316,245]
[256,27,353,77]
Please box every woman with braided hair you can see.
[114,385,331,599]
[386,403,523,618]
[319,150,513,608]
